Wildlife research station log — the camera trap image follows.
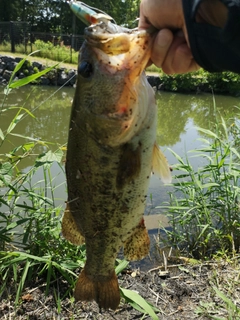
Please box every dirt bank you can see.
[1,257,239,319]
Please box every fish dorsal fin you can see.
[152,142,172,183]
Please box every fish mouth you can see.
[85,24,135,54]
[84,24,152,73]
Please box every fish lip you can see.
[85,25,147,40]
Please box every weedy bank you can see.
[0,57,240,319]
[0,40,79,65]
[1,40,240,95]
[158,102,240,258]
[147,64,240,96]
[156,101,240,318]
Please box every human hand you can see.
[138,0,200,74]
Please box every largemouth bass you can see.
[62,1,171,310]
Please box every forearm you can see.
[182,0,240,73]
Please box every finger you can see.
[160,31,186,73]
[151,29,174,68]
[161,31,199,74]
[138,14,151,30]
[138,0,151,29]
[172,44,200,73]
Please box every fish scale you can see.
[62,1,171,310]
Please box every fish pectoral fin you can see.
[116,143,141,189]
[74,268,120,310]
[152,142,172,183]
[123,219,150,261]
[62,204,85,245]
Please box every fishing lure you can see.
[68,0,116,26]
[68,0,130,34]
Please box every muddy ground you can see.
[1,256,239,320]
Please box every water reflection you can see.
[156,91,240,147]
[1,86,240,172]
[1,86,74,170]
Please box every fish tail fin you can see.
[123,218,150,261]
[74,268,120,310]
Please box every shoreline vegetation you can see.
[0,53,240,319]
[1,50,240,96]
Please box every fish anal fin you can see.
[152,142,172,183]
[123,219,150,261]
[62,204,85,245]
[74,268,120,310]
[116,143,141,189]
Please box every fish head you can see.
[74,23,154,147]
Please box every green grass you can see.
[0,39,79,64]
[194,257,240,319]
[146,65,240,95]
[158,101,240,259]
[155,100,240,319]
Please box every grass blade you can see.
[213,286,240,312]
[9,64,59,89]
[120,287,159,320]
[15,260,31,305]
[115,259,129,275]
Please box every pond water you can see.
[1,85,240,268]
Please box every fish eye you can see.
[78,61,93,78]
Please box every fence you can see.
[0,22,85,63]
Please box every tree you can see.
[0,0,141,33]
[0,0,21,21]
[83,0,140,27]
